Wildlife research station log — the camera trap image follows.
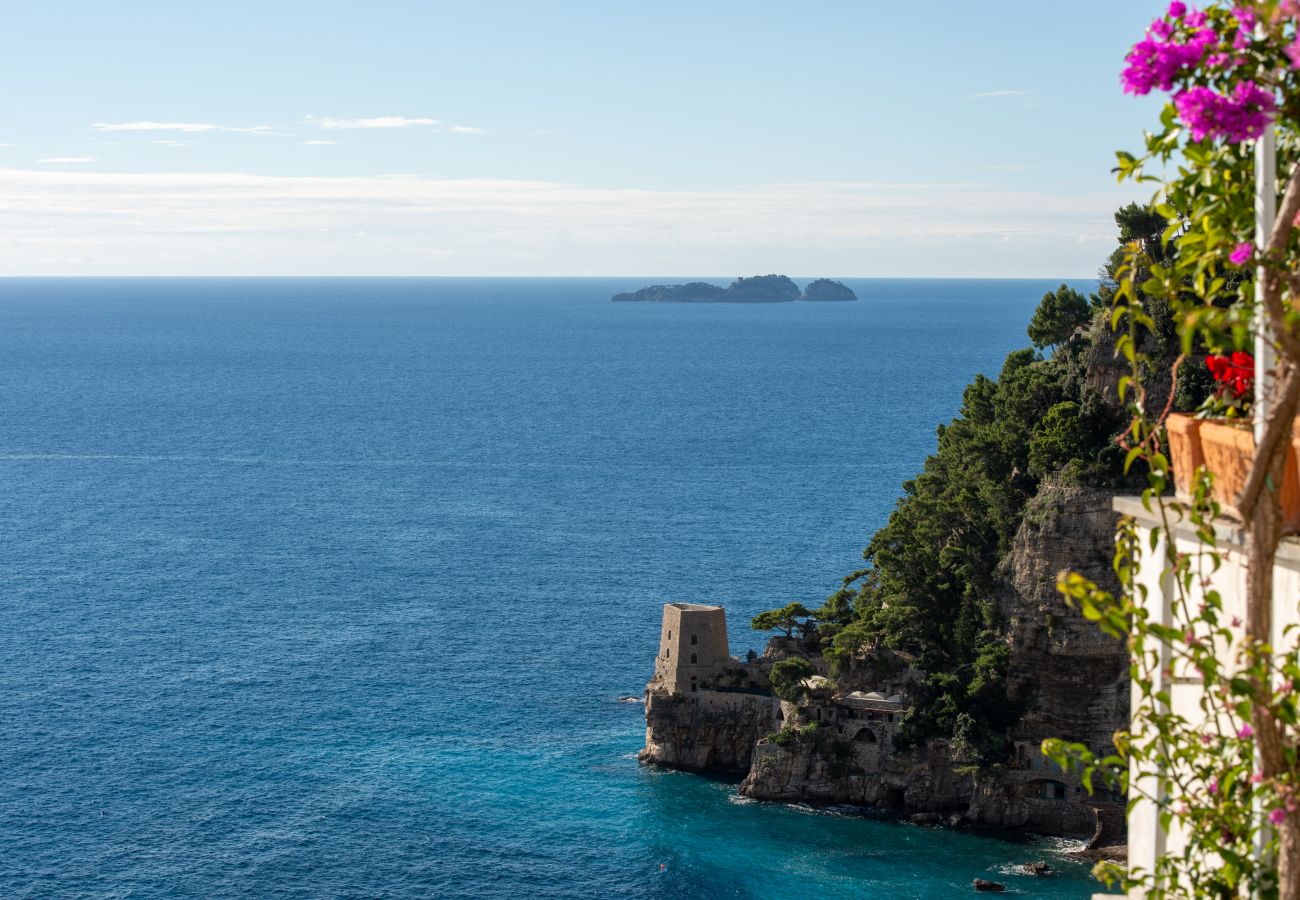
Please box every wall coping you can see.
[1112,495,1300,565]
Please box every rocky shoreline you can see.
[639,477,1127,856]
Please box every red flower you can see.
[1206,352,1255,399]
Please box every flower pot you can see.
[1166,413,1204,500]
[1199,419,1300,528]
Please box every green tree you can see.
[769,657,814,701]
[1028,401,1089,476]
[1027,284,1091,349]
[751,602,815,638]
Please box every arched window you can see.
[665,648,670,659]
[668,630,672,640]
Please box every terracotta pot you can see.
[1165,413,1204,500]
[1199,419,1300,527]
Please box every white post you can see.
[1256,125,1277,445]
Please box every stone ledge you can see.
[1112,495,1300,565]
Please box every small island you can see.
[612,274,856,303]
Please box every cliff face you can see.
[997,475,1128,756]
[639,688,776,773]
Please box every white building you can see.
[1108,495,1300,899]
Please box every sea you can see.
[1,277,1106,899]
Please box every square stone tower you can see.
[653,603,730,695]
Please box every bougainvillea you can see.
[1044,1,1300,897]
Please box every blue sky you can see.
[0,1,1170,276]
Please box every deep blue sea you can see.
[1,277,1105,899]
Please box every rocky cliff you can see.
[799,279,857,301]
[998,476,1127,756]
[640,472,1126,842]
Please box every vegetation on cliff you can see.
[754,204,1208,764]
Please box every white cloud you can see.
[0,143,15,148]
[972,90,1029,99]
[0,168,1139,276]
[36,157,96,165]
[447,125,485,134]
[302,140,338,145]
[308,116,439,129]
[91,121,279,135]
[153,139,193,148]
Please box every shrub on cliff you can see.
[769,657,814,701]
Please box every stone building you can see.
[652,602,732,695]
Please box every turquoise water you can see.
[0,277,1104,898]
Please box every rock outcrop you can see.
[799,279,857,301]
[612,274,810,303]
[997,476,1128,757]
[639,688,776,773]
[639,472,1127,842]
[612,282,727,303]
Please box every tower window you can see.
[691,653,698,664]
[665,648,670,659]
[691,634,698,645]
[668,631,672,640]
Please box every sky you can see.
[0,1,1173,277]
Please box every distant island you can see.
[612,274,857,303]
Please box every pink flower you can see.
[1174,81,1276,142]
[1239,723,1255,739]
[1231,616,1242,627]
[1288,37,1300,69]
[1230,242,1254,265]
[1233,6,1258,30]
[1201,733,1213,744]
[1122,24,1217,95]
[1209,779,1220,794]
[1271,808,1288,825]
[1169,0,1187,16]
[1253,772,1265,784]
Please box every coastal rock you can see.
[799,279,857,301]
[722,274,800,303]
[610,274,803,303]
[640,471,1128,842]
[972,879,1007,892]
[611,282,726,303]
[639,687,777,773]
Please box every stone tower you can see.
[652,603,730,695]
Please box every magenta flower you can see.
[1239,723,1255,739]
[1174,81,1275,142]
[1122,24,1217,94]
[1271,808,1288,825]
[1230,242,1254,265]
[1233,6,1258,29]
[1208,779,1219,795]
[1287,37,1300,69]
[1253,772,1265,784]
[1201,733,1213,744]
[1169,0,1187,16]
